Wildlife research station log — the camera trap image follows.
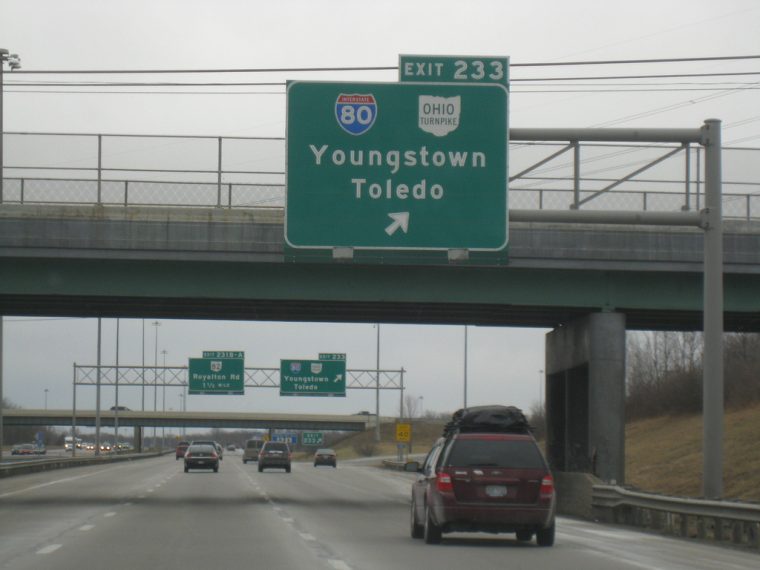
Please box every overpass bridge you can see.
[2,123,759,499]
[1,408,372,432]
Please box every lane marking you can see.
[299,532,316,541]
[104,512,116,518]
[79,525,95,531]
[328,561,352,570]
[281,517,294,523]
[36,544,62,555]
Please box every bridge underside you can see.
[2,257,760,331]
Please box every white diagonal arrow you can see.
[385,212,410,236]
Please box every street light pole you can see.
[152,321,160,447]
[114,318,120,446]
[375,323,381,443]
[161,349,167,448]
[539,369,544,410]
[0,49,21,464]
[44,388,49,410]
[463,325,468,409]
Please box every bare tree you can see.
[403,394,421,418]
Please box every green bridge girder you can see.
[2,256,760,331]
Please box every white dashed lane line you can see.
[104,512,116,518]
[36,544,62,555]
[79,525,95,531]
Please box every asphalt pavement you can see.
[0,452,757,570]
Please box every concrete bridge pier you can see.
[545,312,626,484]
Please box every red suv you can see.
[410,422,555,546]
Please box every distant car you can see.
[85,442,96,451]
[313,448,337,468]
[184,444,219,473]
[100,442,112,452]
[14,444,36,455]
[192,440,223,461]
[11,444,33,455]
[226,444,236,452]
[34,444,47,455]
[110,406,130,411]
[409,431,556,545]
[176,441,190,460]
[258,441,291,473]
[243,439,264,464]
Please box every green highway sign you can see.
[188,357,244,395]
[286,81,508,252]
[399,55,510,87]
[280,359,347,397]
[318,353,346,361]
[203,351,244,359]
[302,432,324,446]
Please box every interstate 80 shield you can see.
[335,93,377,136]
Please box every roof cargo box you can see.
[443,405,532,437]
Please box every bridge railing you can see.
[593,484,760,550]
[2,132,758,220]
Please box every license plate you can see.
[197,460,206,465]
[485,485,508,497]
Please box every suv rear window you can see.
[246,440,262,449]
[444,438,546,469]
[264,442,288,452]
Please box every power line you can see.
[8,54,760,75]
[9,87,760,96]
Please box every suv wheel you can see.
[410,500,424,539]
[258,465,263,473]
[536,523,555,547]
[286,466,291,473]
[423,504,442,544]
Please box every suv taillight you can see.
[211,452,218,459]
[185,452,192,459]
[436,472,454,493]
[540,474,554,500]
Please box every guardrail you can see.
[593,484,760,550]
[0,451,165,479]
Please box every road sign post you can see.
[280,359,346,397]
[286,80,508,255]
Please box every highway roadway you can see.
[0,453,757,570]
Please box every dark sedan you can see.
[184,444,219,473]
[313,448,337,468]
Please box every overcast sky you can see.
[1,1,759,422]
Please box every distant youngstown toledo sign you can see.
[286,81,508,252]
[280,359,347,397]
